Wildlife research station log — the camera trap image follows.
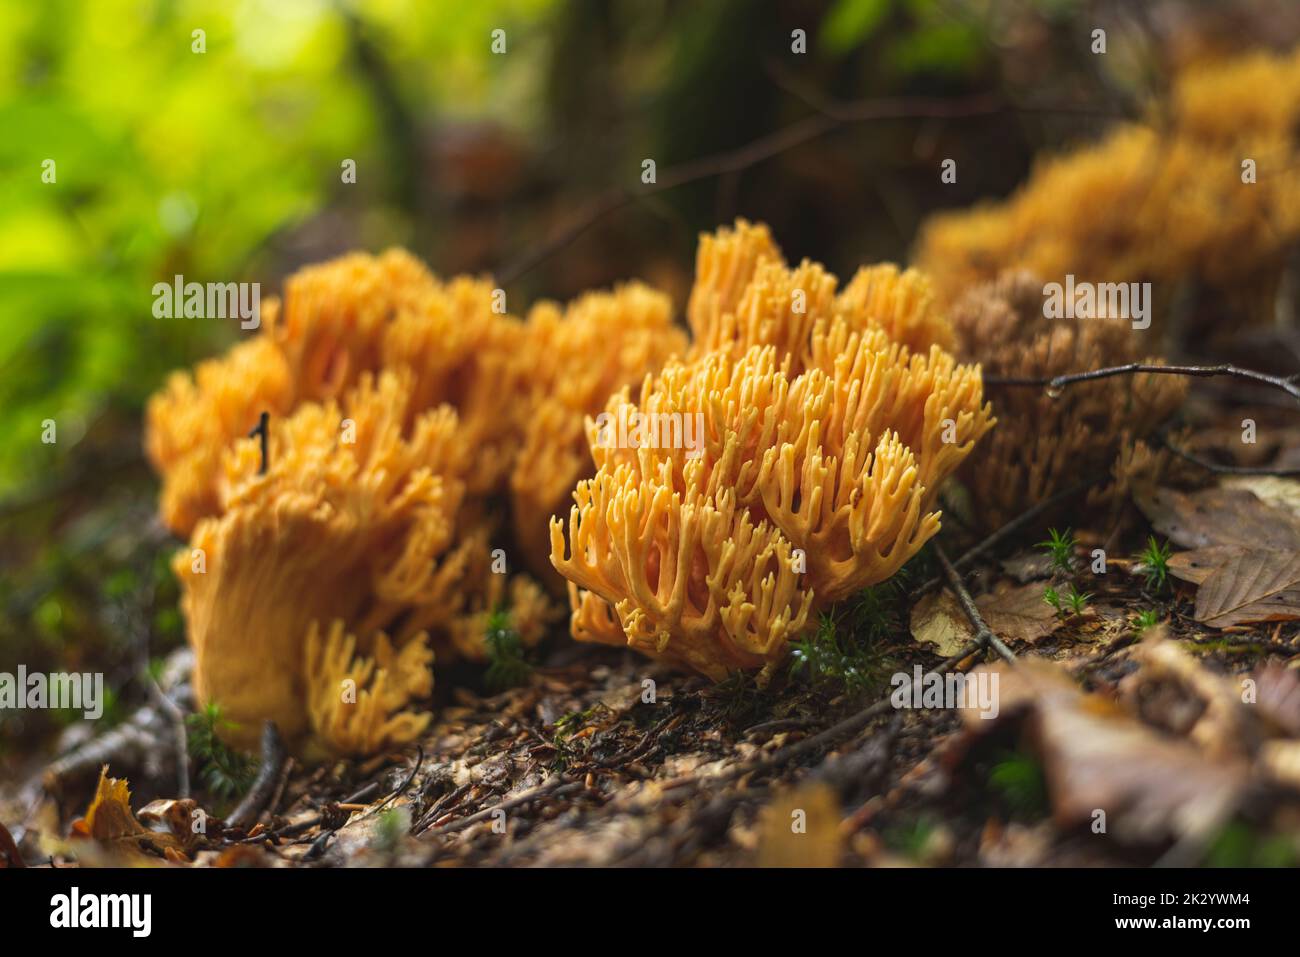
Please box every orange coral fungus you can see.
[510,282,687,584]
[176,371,468,754]
[146,249,525,536]
[148,243,729,752]
[145,337,294,535]
[550,224,994,679]
[264,248,441,404]
[948,271,1186,530]
[914,47,1300,325]
[688,219,955,364]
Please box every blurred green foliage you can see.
[0,0,554,496]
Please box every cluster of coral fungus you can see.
[148,222,996,753]
[146,251,682,755]
[915,47,1300,333]
[144,54,1277,767]
[549,221,994,680]
[945,272,1186,531]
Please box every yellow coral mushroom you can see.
[948,271,1186,530]
[176,371,469,754]
[550,224,994,678]
[510,282,687,584]
[380,273,530,496]
[915,46,1300,326]
[145,336,294,536]
[552,459,813,679]
[146,249,529,536]
[689,219,958,367]
[265,248,441,404]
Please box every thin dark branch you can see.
[145,675,189,799]
[934,544,1018,665]
[985,362,1300,404]
[350,747,423,825]
[1156,431,1300,477]
[226,721,287,831]
[917,473,1108,596]
[429,777,586,837]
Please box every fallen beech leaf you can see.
[1223,476,1300,519]
[976,582,1065,644]
[1167,546,1244,585]
[1194,549,1300,628]
[138,798,204,852]
[1135,485,1300,551]
[911,583,1062,655]
[73,767,149,843]
[910,591,969,656]
[70,766,187,862]
[955,660,1245,845]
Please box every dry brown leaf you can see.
[1125,633,1256,760]
[1259,740,1300,789]
[910,583,1062,655]
[1135,485,1300,551]
[1223,476,1300,518]
[0,821,23,868]
[977,582,1065,644]
[1193,549,1300,628]
[909,591,970,656]
[955,660,1246,845]
[69,766,188,863]
[1167,546,1244,585]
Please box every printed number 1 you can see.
[249,411,269,475]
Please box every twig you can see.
[226,721,287,831]
[721,636,988,781]
[934,544,1018,664]
[267,757,294,819]
[987,361,1300,475]
[340,781,382,806]
[428,777,586,836]
[145,675,189,799]
[594,713,683,769]
[349,748,423,825]
[743,716,817,739]
[985,362,1300,404]
[39,722,158,792]
[412,782,473,835]
[915,474,1107,595]
[1156,430,1300,477]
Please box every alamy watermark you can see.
[0,666,104,719]
[50,887,151,937]
[890,666,999,719]
[594,407,706,459]
[1043,274,1150,330]
[152,275,260,329]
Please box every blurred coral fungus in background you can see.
[4,0,1300,882]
